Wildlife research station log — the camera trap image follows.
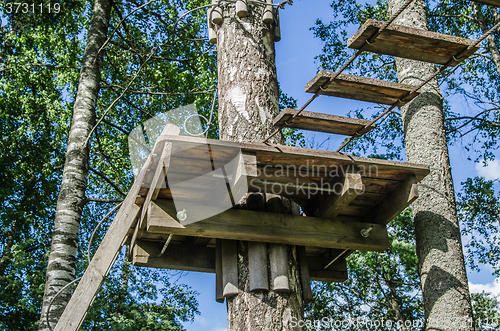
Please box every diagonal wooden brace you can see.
[53,124,179,331]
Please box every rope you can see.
[335,18,500,152]
[261,0,416,143]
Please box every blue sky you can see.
[181,0,500,330]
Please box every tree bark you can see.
[474,5,500,77]
[387,0,474,330]
[216,3,303,330]
[38,1,112,330]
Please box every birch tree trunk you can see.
[387,0,474,329]
[216,3,304,330]
[38,0,112,330]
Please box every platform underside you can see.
[127,135,428,279]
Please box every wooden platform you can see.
[472,0,500,6]
[273,108,376,136]
[347,19,479,66]
[128,134,429,276]
[305,71,420,105]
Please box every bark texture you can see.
[474,5,500,76]
[217,3,282,144]
[38,1,112,330]
[388,0,474,330]
[216,4,303,330]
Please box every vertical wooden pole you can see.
[221,239,239,297]
[216,239,224,303]
[262,0,274,24]
[207,9,217,44]
[297,246,313,304]
[235,0,248,18]
[269,243,289,292]
[211,0,223,24]
[248,242,269,292]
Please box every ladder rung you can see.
[348,19,479,66]
[305,71,420,105]
[273,109,376,136]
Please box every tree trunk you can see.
[387,0,474,329]
[38,1,112,330]
[474,5,500,77]
[216,3,304,330]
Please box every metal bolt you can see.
[177,209,188,221]
[361,226,374,238]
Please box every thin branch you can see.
[93,0,156,64]
[100,117,152,153]
[89,167,126,197]
[85,198,124,203]
[101,84,214,96]
[0,63,80,72]
[427,13,476,21]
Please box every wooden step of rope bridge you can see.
[273,108,376,135]
[305,71,420,105]
[348,19,479,66]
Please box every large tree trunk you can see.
[38,1,112,330]
[387,0,474,329]
[216,3,304,330]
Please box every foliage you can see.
[471,292,500,330]
[458,177,500,276]
[306,209,424,330]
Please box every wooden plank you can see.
[248,242,269,292]
[132,240,215,272]
[315,173,364,219]
[148,199,390,252]
[471,0,500,6]
[160,134,430,181]
[273,109,376,136]
[348,19,479,66]
[307,251,348,283]
[269,244,289,292]
[305,71,420,105]
[365,174,418,224]
[221,240,239,297]
[297,246,314,303]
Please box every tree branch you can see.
[89,167,126,197]
[85,198,124,203]
[101,84,214,96]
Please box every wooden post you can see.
[211,0,223,24]
[215,239,224,303]
[207,9,217,44]
[297,246,313,304]
[262,0,274,24]
[269,244,290,292]
[248,242,269,291]
[221,239,239,297]
[235,0,248,18]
